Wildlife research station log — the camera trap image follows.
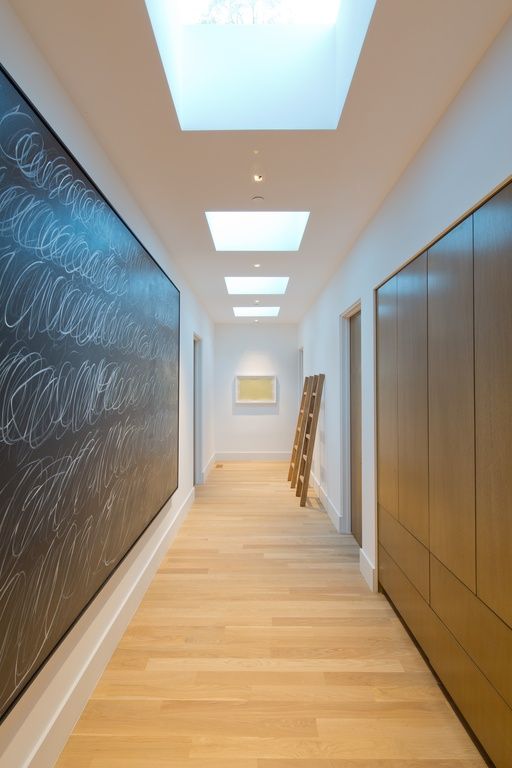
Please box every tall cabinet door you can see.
[474,183,512,627]
[377,277,398,519]
[397,253,429,545]
[428,218,475,590]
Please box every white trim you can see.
[202,452,216,480]
[0,488,195,768]
[310,470,342,532]
[339,301,362,535]
[359,548,377,592]
[193,334,203,485]
[215,451,289,462]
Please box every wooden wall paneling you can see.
[397,253,429,545]
[428,218,476,590]
[474,182,512,628]
[350,311,362,547]
[379,505,429,601]
[380,546,512,768]
[376,277,398,518]
[430,554,512,708]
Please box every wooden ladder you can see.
[296,373,325,506]
[288,376,314,487]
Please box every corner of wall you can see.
[310,470,342,533]
[359,548,377,592]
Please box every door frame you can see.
[339,301,362,535]
[193,334,203,486]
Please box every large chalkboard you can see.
[0,65,179,720]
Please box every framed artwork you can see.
[236,375,277,404]
[0,64,180,720]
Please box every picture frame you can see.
[235,375,277,404]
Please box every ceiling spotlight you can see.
[254,319,259,323]
[253,174,264,183]
[254,263,261,268]
[254,299,260,304]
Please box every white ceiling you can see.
[9,0,512,323]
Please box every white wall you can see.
[0,2,215,766]
[299,16,512,591]
[215,323,298,460]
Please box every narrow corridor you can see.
[57,463,484,767]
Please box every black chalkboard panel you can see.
[0,65,179,720]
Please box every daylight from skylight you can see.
[145,0,376,130]
[225,277,289,294]
[178,0,341,26]
[233,306,280,317]
[206,212,309,251]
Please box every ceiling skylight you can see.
[234,306,280,317]
[145,0,377,130]
[206,212,309,251]
[225,276,289,294]
[179,0,341,26]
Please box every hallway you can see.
[54,463,485,766]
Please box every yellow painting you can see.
[236,375,277,404]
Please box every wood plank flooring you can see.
[56,462,485,767]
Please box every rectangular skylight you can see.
[233,306,280,317]
[225,276,289,295]
[146,0,376,130]
[180,0,341,26]
[206,212,309,251]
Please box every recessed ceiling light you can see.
[206,211,310,251]
[254,263,261,268]
[233,306,280,317]
[253,174,264,183]
[225,276,289,295]
[254,299,260,304]
[254,319,259,323]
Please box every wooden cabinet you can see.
[428,218,476,590]
[377,179,512,767]
[376,278,398,518]
[474,183,512,628]
[397,253,429,545]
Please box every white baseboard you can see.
[0,487,195,768]
[202,453,216,480]
[215,451,290,462]
[310,470,342,532]
[359,548,377,592]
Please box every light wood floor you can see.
[56,462,485,767]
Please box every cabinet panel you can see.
[474,183,512,627]
[379,505,429,600]
[376,277,398,518]
[428,218,475,590]
[397,254,429,544]
[380,546,512,768]
[431,555,512,707]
